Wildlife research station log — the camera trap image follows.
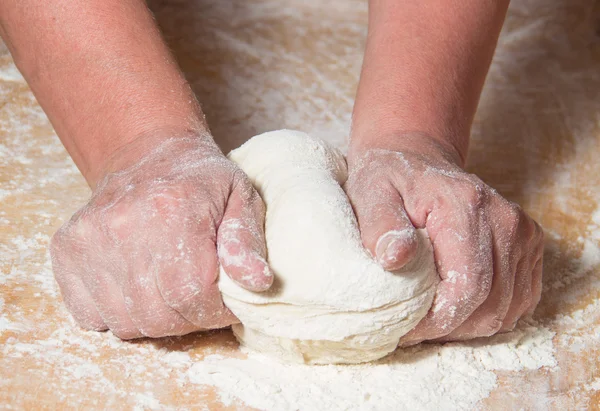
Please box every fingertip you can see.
[376,229,418,271]
[111,327,144,340]
[251,262,275,291]
[229,256,274,292]
[76,317,109,332]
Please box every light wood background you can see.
[1,0,599,409]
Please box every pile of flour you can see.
[187,324,555,410]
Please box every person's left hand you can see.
[345,134,544,344]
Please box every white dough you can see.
[219,130,438,364]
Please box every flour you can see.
[2,0,600,408]
[187,324,555,411]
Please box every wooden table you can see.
[1,0,599,409]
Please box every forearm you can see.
[0,0,207,186]
[351,0,510,165]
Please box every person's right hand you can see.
[50,135,273,339]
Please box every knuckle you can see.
[74,208,97,230]
[234,173,256,198]
[507,201,522,222]
[50,224,67,243]
[522,217,537,239]
[463,183,489,209]
[236,182,265,219]
[503,202,523,235]
[151,184,189,208]
[346,151,389,188]
[251,191,266,216]
[49,232,67,260]
[354,150,381,171]
[105,205,135,236]
[510,205,538,241]
[232,166,249,185]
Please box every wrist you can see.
[90,127,218,189]
[348,131,467,169]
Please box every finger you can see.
[499,257,532,332]
[50,232,107,332]
[346,178,418,271]
[438,253,518,341]
[156,231,238,329]
[54,217,141,339]
[82,269,144,340]
[439,202,524,341]
[501,214,544,326]
[116,239,201,338]
[399,202,494,345]
[107,186,234,335]
[74,248,142,339]
[218,177,273,292]
[80,203,153,340]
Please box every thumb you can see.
[347,180,418,271]
[217,177,274,292]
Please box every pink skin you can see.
[51,136,273,339]
[346,0,544,343]
[1,0,275,339]
[346,135,544,344]
[4,0,541,342]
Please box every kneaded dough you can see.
[219,130,438,364]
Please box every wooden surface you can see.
[1,0,600,409]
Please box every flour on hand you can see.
[219,130,439,364]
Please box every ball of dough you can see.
[219,130,438,364]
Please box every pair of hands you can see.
[51,132,543,344]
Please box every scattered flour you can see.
[187,325,555,411]
[2,0,600,408]
[0,62,24,83]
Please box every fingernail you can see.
[243,256,274,292]
[375,230,417,267]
